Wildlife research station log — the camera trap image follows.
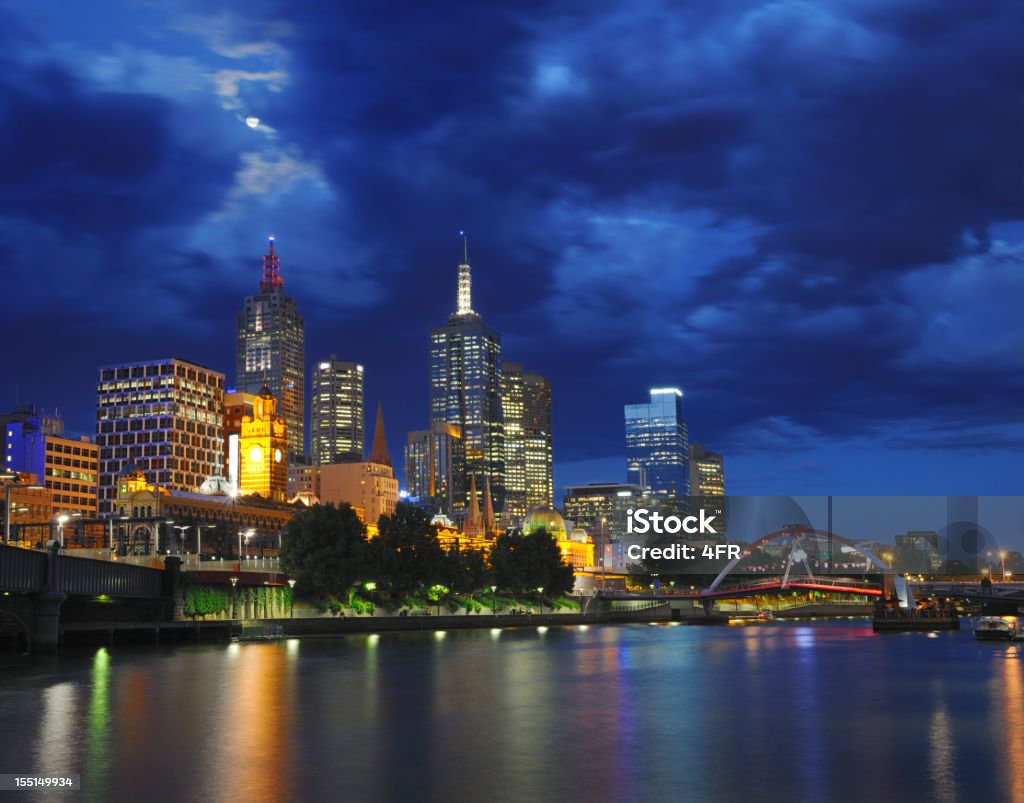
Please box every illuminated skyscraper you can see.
[405,422,464,514]
[503,363,553,522]
[95,359,225,514]
[625,388,689,498]
[689,444,725,498]
[310,357,364,465]
[429,234,504,513]
[236,236,305,460]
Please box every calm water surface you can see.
[1,620,1022,803]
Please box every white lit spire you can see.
[456,230,474,316]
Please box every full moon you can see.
[245,116,260,129]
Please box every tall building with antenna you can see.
[236,236,305,461]
[429,233,505,515]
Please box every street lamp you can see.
[56,514,69,548]
[999,550,1008,581]
[288,578,297,618]
[238,528,254,563]
[196,524,215,562]
[173,525,190,555]
[490,585,498,615]
[230,576,239,619]
[537,586,544,615]
[365,581,377,616]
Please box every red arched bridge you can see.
[698,525,914,606]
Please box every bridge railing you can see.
[54,553,163,598]
[0,544,47,592]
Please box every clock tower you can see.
[230,385,289,501]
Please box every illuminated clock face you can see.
[249,446,263,463]
[274,448,283,463]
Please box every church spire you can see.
[456,230,474,316]
[261,234,283,292]
[464,474,481,536]
[369,401,391,466]
[483,476,496,533]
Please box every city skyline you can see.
[1,1,1022,497]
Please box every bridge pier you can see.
[29,592,67,652]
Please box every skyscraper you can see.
[429,235,505,513]
[689,444,725,498]
[405,422,464,514]
[236,236,305,460]
[503,362,553,522]
[95,358,224,514]
[310,357,364,465]
[625,388,689,498]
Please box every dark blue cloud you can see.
[1,0,1022,497]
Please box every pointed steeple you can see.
[369,402,391,466]
[456,230,474,316]
[261,234,283,292]
[483,476,496,533]
[464,474,481,536]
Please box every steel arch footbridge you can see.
[700,525,915,608]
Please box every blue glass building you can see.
[625,388,689,498]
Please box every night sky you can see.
[2,0,1023,498]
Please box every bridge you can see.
[0,542,291,652]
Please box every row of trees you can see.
[279,503,575,600]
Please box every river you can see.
[1,620,1022,802]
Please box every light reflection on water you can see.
[1,622,1021,803]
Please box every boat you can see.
[973,617,1015,641]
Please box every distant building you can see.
[0,471,53,546]
[310,357,364,465]
[113,466,299,558]
[503,363,553,524]
[287,454,316,500]
[689,444,725,498]
[3,405,99,517]
[236,236,305,460]
[317,403,398,525]
[224,386,289,502]
[562,482,649,542]
[895,531,941,573]
[405,422,464,514]
[625,388,689,498]
[430,235,504,513]
[95,359,225,515]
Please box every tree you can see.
[371,502,446,594]
[443,548,491,594]
[489,528,574,596]
[279,503,369,598]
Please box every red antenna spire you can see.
[261,235,283,291]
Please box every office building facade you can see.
[625,388,689,498]
[95,358,225,514]
[236,236,305,460]
[311,357,364,465]
[3,406,99,517]
[429,237,505,513]
[405,422,464,514]
[503,363,553,522]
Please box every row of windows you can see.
[46,442,97,457]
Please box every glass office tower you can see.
[624,388,689,498]
[236,236,305,460]
[429,236,504,513]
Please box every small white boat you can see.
[973,617,1015,641]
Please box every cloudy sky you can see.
[1,0,1022,497]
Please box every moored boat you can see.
[973,617,1015,641]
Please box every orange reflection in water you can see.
[1000,649,1024,803]
[210,644,292,803]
